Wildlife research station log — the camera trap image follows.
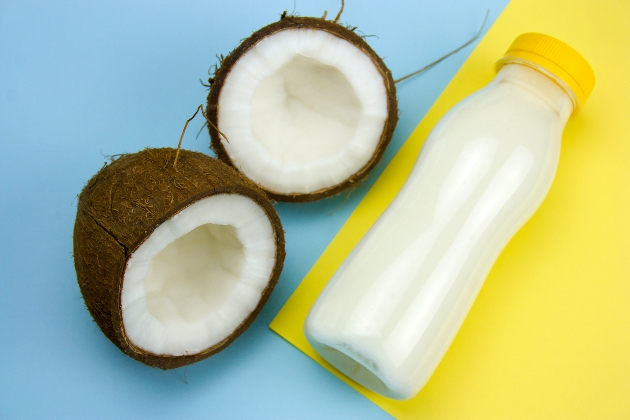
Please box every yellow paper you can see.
[270,0,630,418]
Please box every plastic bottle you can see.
[304,33,595,400]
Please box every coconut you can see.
[206,13,398,202]
[73,148,285,369]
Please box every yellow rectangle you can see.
[271,0,630,418]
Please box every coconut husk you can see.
[73,148,285,369]
[207,16,398,202]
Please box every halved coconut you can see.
[73,148,285,369]
[207,16,397,202]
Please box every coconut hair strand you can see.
[394,10,489,84]
[333,0,344,23]
[174,105,229,169]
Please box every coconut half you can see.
[207,16,397,202]
[73,148,285,369]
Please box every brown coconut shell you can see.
[207,16,398,202]
[73,148,285,369]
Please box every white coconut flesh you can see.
[121,194,276,356]
[218,28,389,194]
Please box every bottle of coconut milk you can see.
[305,33,595,400]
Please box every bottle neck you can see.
[495,63,575,126]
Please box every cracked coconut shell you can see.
[73,148,285,369]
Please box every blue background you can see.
[0,1,509,418]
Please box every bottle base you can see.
[310,341,407,399]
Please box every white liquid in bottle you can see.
[305,34,595,400]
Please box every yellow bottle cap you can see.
[496,33,595,109]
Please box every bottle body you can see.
[305,63,574,400]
